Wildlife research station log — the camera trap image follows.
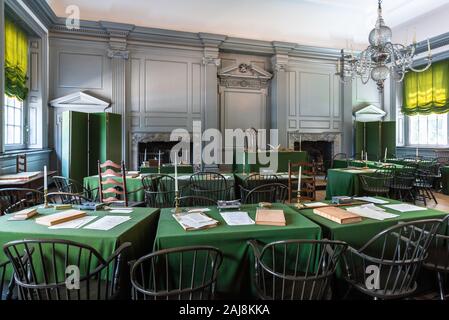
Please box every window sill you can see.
[0,148,53,159]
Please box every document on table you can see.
[383,204,427,213]
[187,208,211,213]
[110,209,134,214]
[84,216,131,231]
[175,213,218,230]
[353,197,390,205]
[220,212,255,226]
[49,216,97,229]
[177,175,192,180]
[304,202,328,208]
[346,205,399,221]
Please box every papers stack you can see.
[173,213,219,231]
[110,209,134,214]
[313,207,362,225]
[84,216,131,231]
[353,197,389,205]
[346,204,399,221]
[36,210,87,227]
[256,209,286,226]
[383,204,426,213]
[304,202,328,208]
[8,208,38,221]
[220,212,255,226]
[49,216,97,229]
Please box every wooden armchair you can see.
[288,162,317,203]
[98,160,130,207]
[16,154,27,173]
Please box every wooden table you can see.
[0,171,57,190]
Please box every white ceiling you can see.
[46,0,449,49]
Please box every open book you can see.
[173,213,219,231]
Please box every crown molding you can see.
[25,0,449,61]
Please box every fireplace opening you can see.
[138,142,193,167]
[301,141,333,174]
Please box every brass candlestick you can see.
[43,189,51,209]
[158,165,161,174]
[173,191,183,214]
[295,190,305,209]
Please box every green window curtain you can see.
[402,60,449,116]
[4,18,29,101]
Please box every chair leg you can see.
[437,272,446,301]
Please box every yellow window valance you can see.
[5,18,29,101]
[402,60,449,116]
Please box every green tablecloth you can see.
[441,166,449,195]
[293,198,448,250]
[154,204,322,297]
[234,151,308,173]
[84,174,236,202]
[140,165,194,174]
[326,168,377,200]
[0,207,160,283]
[333,160,404,170]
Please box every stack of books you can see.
[36,210,87,227]
[8,208,38,221]
[255,209,286,226]
[313,207,362,225]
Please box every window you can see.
[408,114,448,146]
[4,95,25,147]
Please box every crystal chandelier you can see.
[338,0,433,92]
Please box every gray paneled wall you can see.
[128,48,205,133]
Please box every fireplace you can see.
[138,141,193,165]
[130,132,193,170]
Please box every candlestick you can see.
[158,150,161,174]
[296,167,304,209]
[243,151,247,176]
[44,166,48,191]
[43,188,51,209]
[365,152,368,168]
[174,157,179,193]
[384,147,388,163]
[173,190,183,214]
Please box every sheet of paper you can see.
[187,208,212,213]
[183,213,214,223]
[346,206,399,221]
[220,212,255,226]
[354,197,390,205]
[49,216,97,229]
[177,175,192,180]
[383,204,427,213]
[304,202,328,208]
[84,216,131,231]
[110,209,134,214]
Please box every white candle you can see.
[298,167,302,193]
[416,148,419,158]
[384,148,388,162]
[158,150,161,168]
[361,150,364,161]
[144,149,147,162]
[174,157,179,192]
[243,151,246,172]
[44,166,48,191]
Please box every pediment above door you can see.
[219,63,273,89]
[49,91,111,112]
